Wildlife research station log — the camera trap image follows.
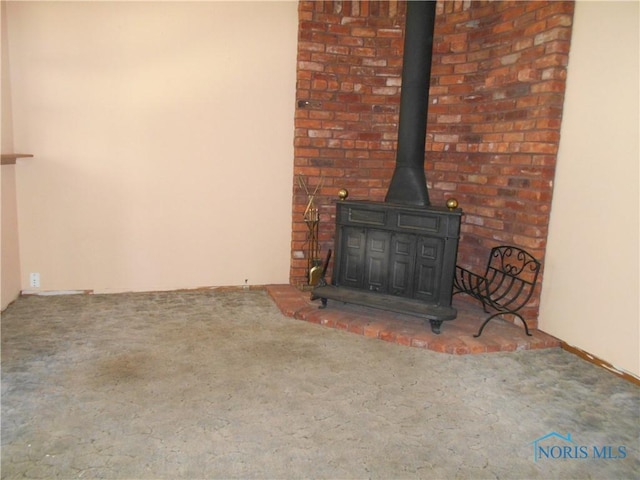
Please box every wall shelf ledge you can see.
[1,154,34,165]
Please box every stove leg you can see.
[319,298,327,309]
[429,319,443,334]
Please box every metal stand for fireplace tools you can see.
[305,207,322,285]
[298,175,324,286]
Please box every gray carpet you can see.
[1,290,638,479]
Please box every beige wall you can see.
[1,166,22,310]
[539,1,639,377]
[5,1,297,293]
[1,1,22,310]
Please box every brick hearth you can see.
[266,285,560,355]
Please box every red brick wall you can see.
[291,0,574,327]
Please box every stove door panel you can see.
[363,229,390,293]
[414,236,444,303]
[388,233,416,297]
[336,227,366,288]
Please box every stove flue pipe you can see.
[385,0,437,206]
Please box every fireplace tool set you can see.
[298,175,324,285]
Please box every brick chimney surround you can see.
[291,0,574,330]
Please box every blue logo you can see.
[530,432,627,462]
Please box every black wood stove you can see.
[312,1,462,334]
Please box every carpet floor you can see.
[1,289,638,479]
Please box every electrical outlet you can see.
[30,272,40,288]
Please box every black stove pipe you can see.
[385,0,437,206]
